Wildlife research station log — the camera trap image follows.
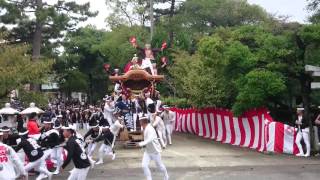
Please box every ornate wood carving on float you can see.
[109,69,164,96]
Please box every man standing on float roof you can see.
[132,42,165,75]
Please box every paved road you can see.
[34,132,320,180]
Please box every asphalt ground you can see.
[30,132,320,180]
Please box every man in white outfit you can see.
[0,132,27,180]
[160,105,176,145]
[103,96,115,126]
[145,92,154,120]
[295,108,310,157]
[151,111,166,148]
[132,97,144,131]
[51,120,65,175]
[137,117,169,180]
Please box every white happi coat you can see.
[138,124,162,154]
[0,142,26,179]
[104,102,115,126]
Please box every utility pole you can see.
[150,0,154,41]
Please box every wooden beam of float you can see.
[109,69,164,94]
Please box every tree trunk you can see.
[168,0,175,48]
[30,0,43,91]
[32,0,43,61]
[88,73,93,104]
[149,0,154,41]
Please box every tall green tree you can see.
[57,27,106,103]
[174,0,270,34]
[0,38,52,100]
[105,0,149,28]
[0,0,97,60]
[308,0,320,23]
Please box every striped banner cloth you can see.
[170,107,299,155]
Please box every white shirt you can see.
[104,102,115,125]
[146,98,154,107]
[110,120,124,136]
[138,124,162,154]
[0,142,26,179]
[151,115,165,132]
[141,58,153,69]
[114,83,121,94]
[155,100,162,112]
[161,111,176,125]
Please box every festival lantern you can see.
[0,103,19,115]
[20,102,44,115]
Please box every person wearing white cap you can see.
[151,109,166,148]
[137,116,169,180]
[145,92,154,120]
[94,127,115,165]
[134,43,161,75]
[0,131,27,180]
[50,120,65,175]
[15,128,52,180]
[114,81,122,95]
[1,126,19,147]
[39,119,60,160]
[61,124,91,180]
[103,95,115,126]
[295,108,311,157]
[95,112,124,165]
[160,105,175,145]
[132,97,143,131]
[129,55,142,70]
[83,120,102,158]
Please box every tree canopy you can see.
[0,35,52,103]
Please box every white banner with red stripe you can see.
[170,108,299,155]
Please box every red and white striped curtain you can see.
[170,107,299,155]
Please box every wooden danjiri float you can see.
[109,66,165,148]
[107,37,168,148]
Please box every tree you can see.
[0,38,52,100]
[58,25,151,102]
[170,52,231,108]
[57,27,106,103]
[294,24,320,152]
[308,0,320,23]
[169,23,320,152]
[59,70,89,96]
[97,25,149,68]
[105,0,149,28]
[232,69,286,115]
[173,0,270,34]
[0,0,97,60]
